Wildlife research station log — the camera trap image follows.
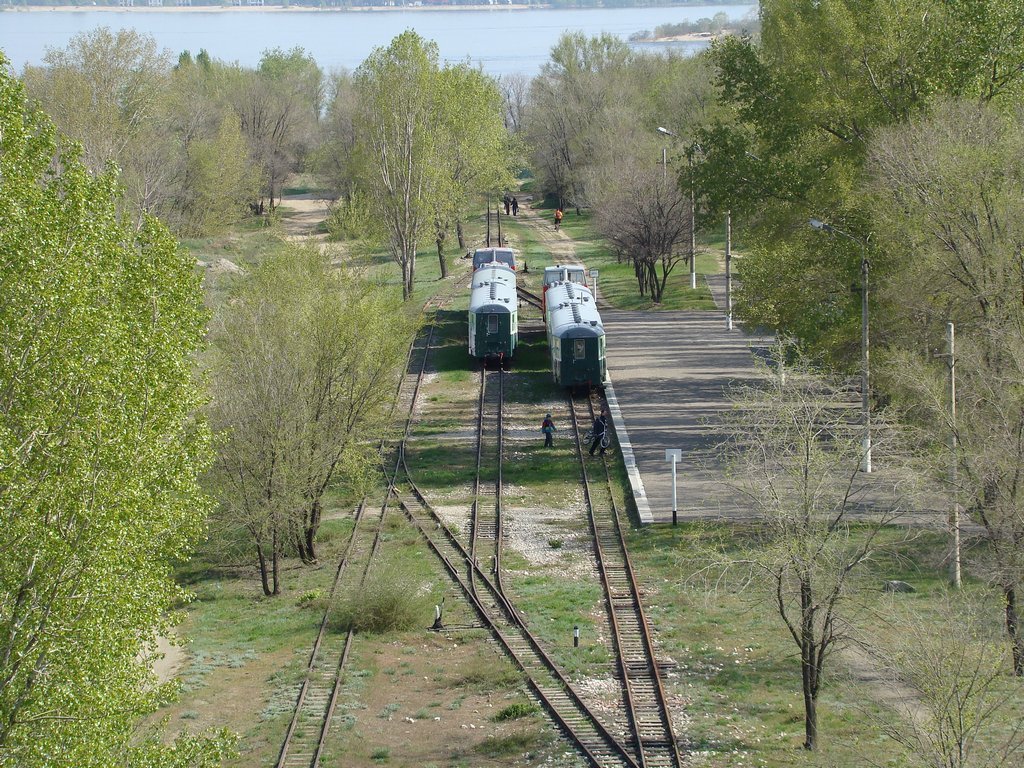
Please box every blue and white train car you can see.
[468,263,518,362]
[545,281,606,388]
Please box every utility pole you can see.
[725,210,733,331]
[688,150,697,290]
[948,322,961,589]
[486,196,492,247]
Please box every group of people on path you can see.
[502,194,520,216]
[540,409,609,456]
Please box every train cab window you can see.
[488,315,498,334]
[574,339,586,360]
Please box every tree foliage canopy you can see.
[0,59,230,766]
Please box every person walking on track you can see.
[541,413,556,447]
[554,208,563,230]
[511,196,519,216]
[588,411,608,456]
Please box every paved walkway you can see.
[602,279,774,523]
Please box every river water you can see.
[0,4,756,76]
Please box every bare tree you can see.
[593,161,693,303]
[867,100,1024,675]
[715,348,916,750]
[497,72,529,135]
[870,596,1024,768]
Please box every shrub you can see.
[296,589,322,608]
[492,702,538,722]
[328,556,429,634]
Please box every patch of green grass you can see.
[474,731,543,758]
[370,746,390,762]
[505,573,609,676]
[404,439,475,492]
[449,653,522,691]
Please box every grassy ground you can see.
[171,195,1024,768]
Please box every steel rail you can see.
[276,314,441,768]
[470,367,505,596]
[517,286,544,310]
[568,393,683,768]
[395,467,640,768]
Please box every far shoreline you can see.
[1,1,755,12]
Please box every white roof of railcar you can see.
[547,281,603,338]
[470,265,517,313]
[473,247,516,270]
[544,264,587,287]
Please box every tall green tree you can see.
[524,32,633,210]
[696,0,1024,362]
[353,31,445,299]
[209,246,412,587]
[432,63,516,274]
[221,47,323,213]
[21,27,176,220]
[0,62,230,766]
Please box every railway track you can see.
[470,367,504,595]
[275,318,439,768]
[517,285,544,310]
[569,393,683,768]
[395,468,641,768]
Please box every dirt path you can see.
[153,634,185,684]
[514,204,579,264]
[278,192,332,241]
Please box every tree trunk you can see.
[802,680,818,750]
[436,235,448,278]
[303,499,321,564]
[401,258,411,301]
[456,220,466,250]
[256,544,272,597]
[801,578,818,750]
[1005,583,1024,676]
[271,527,281,596]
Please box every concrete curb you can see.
[604,372,653,524]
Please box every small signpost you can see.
[589,269,599,299]
[665,449,682,525]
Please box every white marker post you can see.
[589,268,599,301]
[666,449,682,526]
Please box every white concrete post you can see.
[666,449,682,525]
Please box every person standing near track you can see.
[541,413,556,447]
[511,196,519,216]
[554,208,563,230]
[588,410,608,456]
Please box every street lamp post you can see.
[657,126,698,290]
[809,218,872,473]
